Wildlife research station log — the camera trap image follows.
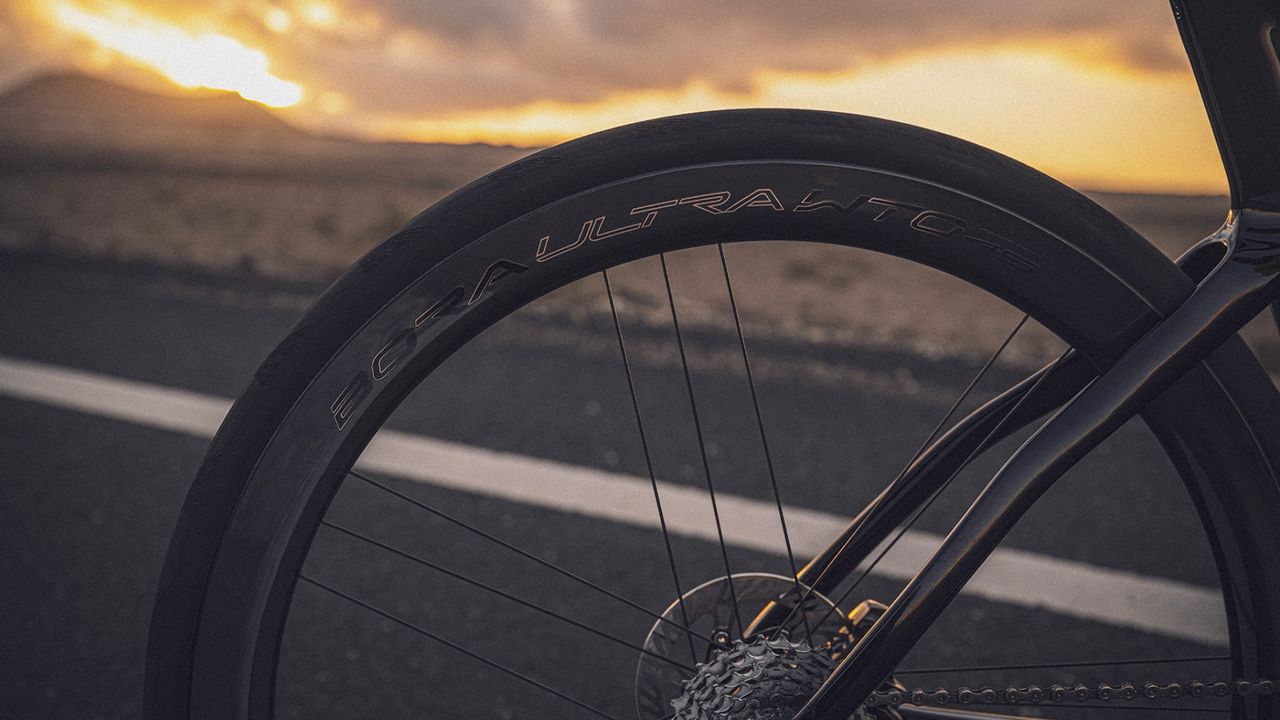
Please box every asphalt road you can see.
[0,251,1236,720]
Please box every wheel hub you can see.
[635,573,902,720]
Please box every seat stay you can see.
[798,210,1280,720]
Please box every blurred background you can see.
[1,1,1277,718]
[2,0,1276,357]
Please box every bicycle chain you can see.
[669,597,1275,717]
[836,600,1276,711]
[865,678,1276,709]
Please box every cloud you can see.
[12,0,1188,119]
[313,0,1186,112]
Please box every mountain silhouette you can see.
[0,71,529,182]
[0,72,308,153]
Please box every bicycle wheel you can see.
[146,110,1280,719]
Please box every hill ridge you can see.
[0,71,308,149]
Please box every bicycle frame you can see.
[796,2,1280,717]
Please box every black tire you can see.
[146,109,1280,719]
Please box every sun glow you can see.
[47,1,303,107]
[13,2,1224,194]
[373,44,1224,194]
[299,2,337,29]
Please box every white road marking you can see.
[0,354,1226,645]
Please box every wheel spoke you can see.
[603,267,699,663]
[815,345,1071,630]
[320,520,695,673]
[901,315,1031,472]
[346,469,719,647]
[297,574,620,720]
[717,243,811,644]
[659,252,744,638]
[773,314,1031,636]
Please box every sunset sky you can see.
[0,0,1228,194]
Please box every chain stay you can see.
[867,678,1275,708]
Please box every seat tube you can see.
[1173,0,1280,210]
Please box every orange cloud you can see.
[371,44,1223,194]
